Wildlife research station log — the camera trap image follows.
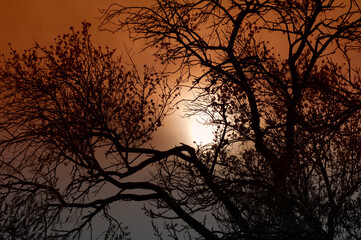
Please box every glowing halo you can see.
[189,116,215,145]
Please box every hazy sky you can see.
[0,0,197,146]
[0,0,117,52]
[2,1,359,239]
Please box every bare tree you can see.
[0,22,180,239]
[100,0,361,239]
[1,0,361,239]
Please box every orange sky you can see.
[1,0,358,147]
[0,0,108,51]
[1,1,360,238]
[0,0,195,147]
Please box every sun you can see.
[189,116,215,144]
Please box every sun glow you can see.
[189,116,215,145]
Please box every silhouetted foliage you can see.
[1,0,361,239]
[0,22,179,239]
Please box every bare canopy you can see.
[1,0,361,239]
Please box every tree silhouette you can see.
[1,0,361,239]
[100,0,361,238]
[0,22,179,239]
